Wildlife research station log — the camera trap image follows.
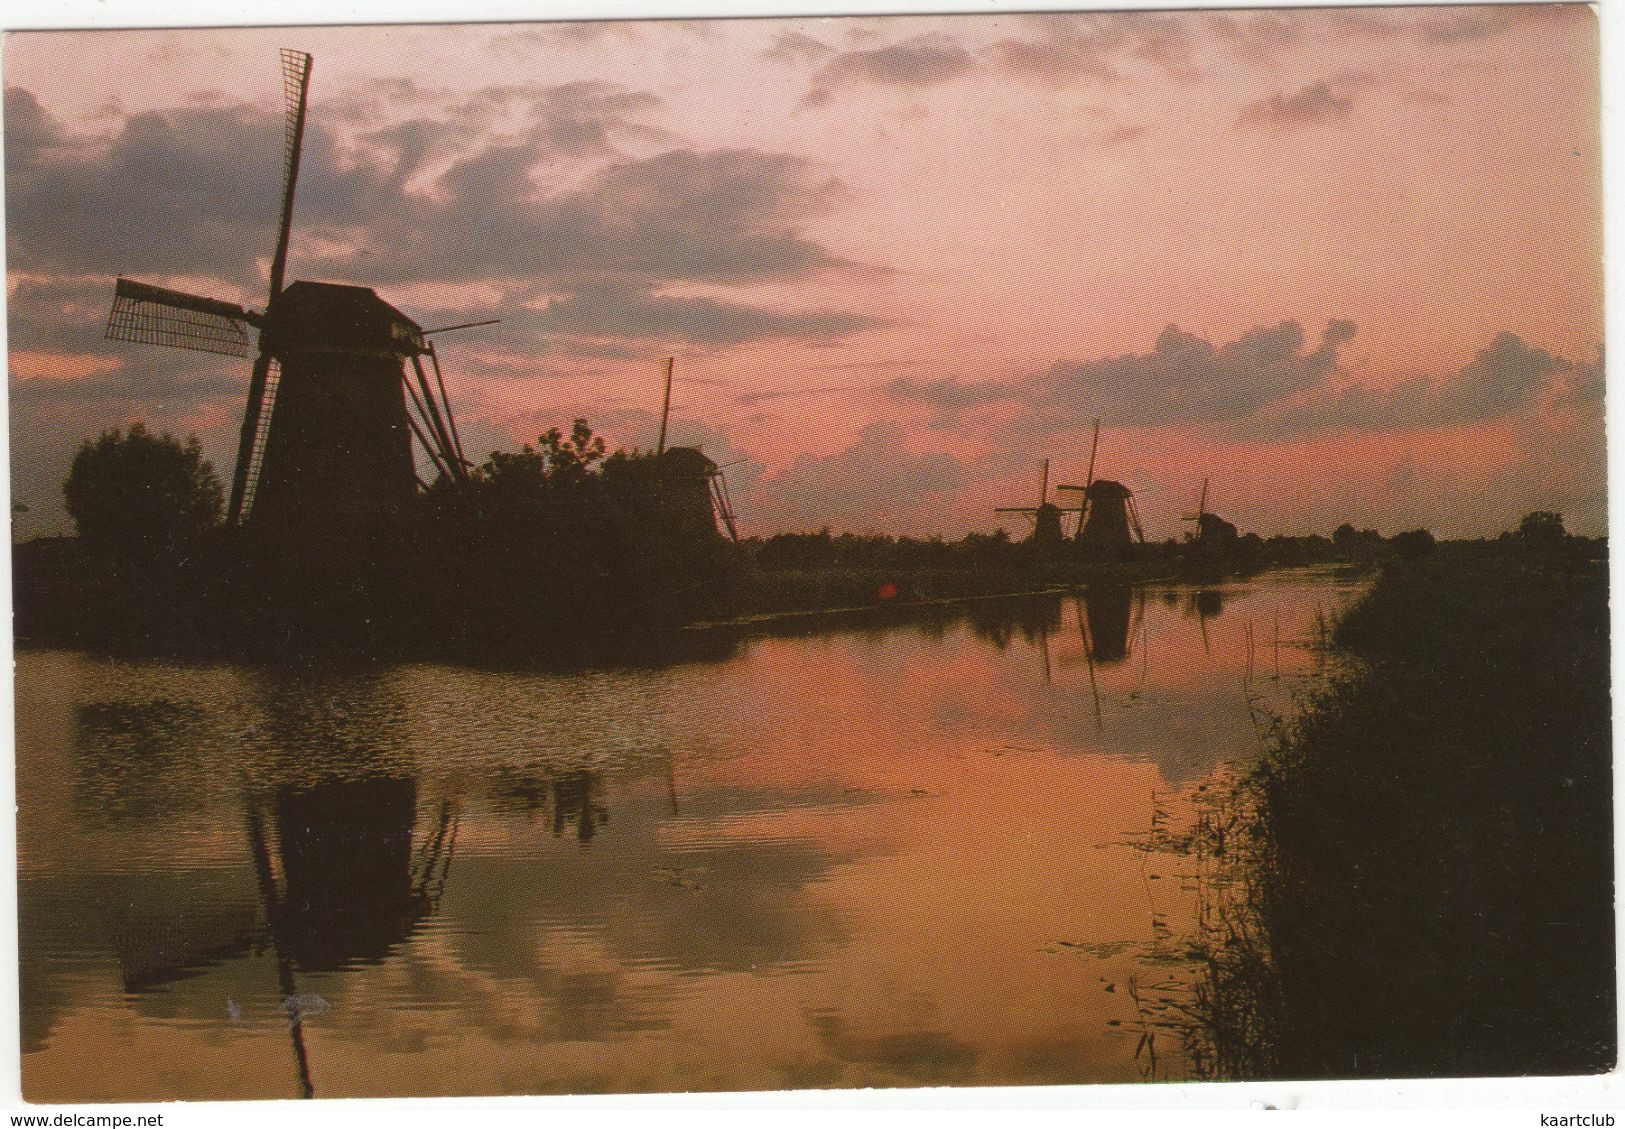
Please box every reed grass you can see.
[1179,545,1613,1080]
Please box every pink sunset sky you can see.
[3,4,1605,541]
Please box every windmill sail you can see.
[268,49,313,300]
[710,467,740,542]
[229,48,314,526]
[104,278,254,357]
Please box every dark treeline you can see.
[409,420,740,648]
[1182,522,1612,1080]
[737,516,1458,612]
[749,516,1470,576]
[14,420,739,658]
[10,419,1601,658]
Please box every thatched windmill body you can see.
[103,51,471,555]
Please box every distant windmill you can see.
[652,356,740,542]
[1181,475,1239,549]
[1054,419,1101,538]
[995,457,1078,546]
[103,50,478,543]
[1056,420,1146,550]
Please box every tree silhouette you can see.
[473,418,609,502]
[1389,528,1437,558]
[63,424,222,555]
[537,418,607,494]
[1516,510,1567,551]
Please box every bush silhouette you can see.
[63,424,222,556]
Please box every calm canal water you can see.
[16,567,1365,1100]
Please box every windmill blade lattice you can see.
[268,50,313,300]
[105,278,254,357]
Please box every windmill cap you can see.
[263,281,426,358]
[1086,479,1132,500]
[660,446,718,474]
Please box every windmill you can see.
[994,458,1078,546]
[102,50,473,547]
[1180,476,1239,549]
[652,356,741,542]
[1181,477,1210,539]
[1054,419,1101,539]
[1055,420,1146,550]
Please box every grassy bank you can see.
[1187,543,1613,1080]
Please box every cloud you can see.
[1326,68,1379,91]
[1330,5,1557,45]
[1236,80,1355,130]
[733,385,856,406]
[5,86,286,280]
[985,6,1569,92]
[291,142,861,299]
[320,77,446,126]
[889,323,1569,448]
[1487,356,1607,536]
[5,275,121,356]
[982,35,1121,88]
[9,359,242,409]
[4,86,73,152]
[3,84,846,290]
[753,421,981,533]
[7,84,877,358]
[883,374,1011,427]
[1207,11,1306,66]
[539,283,885,348]
[983,13,1198,88]
[1127,16,1200,83]
[982,16,1126,89]
[1431,331,1566,421]
[485,21,644,57]
[802,34,976,106]
[1414,6,1526,43]
[1557,347,1604,408]
[888,319,1358,432]
[1247,332,1571,437]
[446,80,673,156]
[761,31,834,66]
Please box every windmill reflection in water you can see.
[1076,586,1145,725]
[81,690,460,1100]
[1060,585,1231,723]
[242,774,458,1098]
[1024,586,1149,726]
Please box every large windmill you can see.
[652,356,741,542]
[1054,419,1102,539]
[103,50,471,544]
